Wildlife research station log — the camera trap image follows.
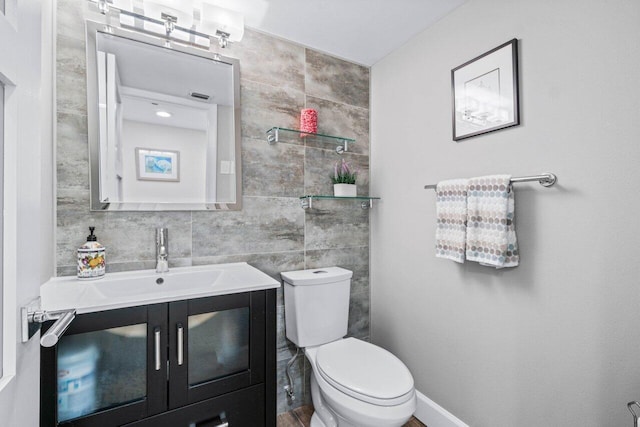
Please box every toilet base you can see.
[310,412,327,427]
[310,410,359,427]
[310,412,321,427]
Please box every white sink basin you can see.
[95,269,224,298]
[41,262,280,314]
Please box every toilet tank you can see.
[281,267,352,348]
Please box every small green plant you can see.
[331,159,358,185]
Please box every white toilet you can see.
[282,267,416,427]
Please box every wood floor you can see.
[276,405,426,427]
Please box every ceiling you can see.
[98,32,234,106]
[208,0,467,66]
[98,32,232,131]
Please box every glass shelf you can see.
[266,127,355,153]
[298,195,380,210]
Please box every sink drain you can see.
[156,278,164,285]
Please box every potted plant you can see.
[331,159,358,197]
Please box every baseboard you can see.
[413,390,469,427]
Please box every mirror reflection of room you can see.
[94,32,236,209]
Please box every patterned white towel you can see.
[466,175,519,268]
[435,179,469,263]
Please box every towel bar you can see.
[424,173,557,190]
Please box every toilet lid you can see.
[316,338,414,404]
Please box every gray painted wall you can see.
[370,0,640,426]
[56,1,370,414]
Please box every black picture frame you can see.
[451,38,520,141]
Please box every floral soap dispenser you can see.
[77,226,105,280]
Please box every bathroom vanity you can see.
[39,263,278,427]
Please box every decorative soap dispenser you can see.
[77,226,106,280]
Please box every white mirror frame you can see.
[85,20,242,211]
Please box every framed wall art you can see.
[451,38,520,141]
[135,148,180,182]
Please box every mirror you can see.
[86,21,241,211]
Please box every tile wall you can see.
[56,1,370,414]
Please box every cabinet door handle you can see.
[177,323,184,366]
[215,413,228,427]
[154,327,161,371]
[201,414,228,427]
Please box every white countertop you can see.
[41,262,280,314]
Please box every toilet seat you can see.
[315,338,414,407]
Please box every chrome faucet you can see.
[156,228,169,273]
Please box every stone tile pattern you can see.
[56,2,370,417]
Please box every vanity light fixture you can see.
[200,3,245,48]
[156,110,172,118]
[143,0,194,34]
[91,0,244,49]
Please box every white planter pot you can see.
[333,183,357,197]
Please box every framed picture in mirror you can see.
[452,38,520,141]
[135,148,180,182]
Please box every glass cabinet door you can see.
[56,323,147,422]
[41,304,168,427]
[187,307,250,385]
[168,292,266,409]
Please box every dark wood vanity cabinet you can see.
[40,290,276,427]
